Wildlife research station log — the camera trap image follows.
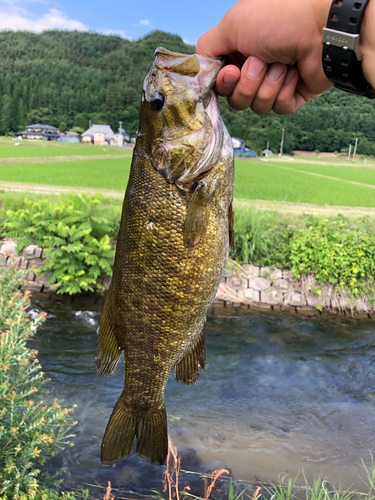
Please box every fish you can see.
[96,47,235,466]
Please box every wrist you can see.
[361,0,375,88]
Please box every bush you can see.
[0,262,77,498]
[3,193,119,294]
[289,218,375,297]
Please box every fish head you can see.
[139,47,225,185]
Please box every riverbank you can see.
[2,238,374,319]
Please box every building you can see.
[111,127,131,147]
[231,136,258,158]
[232,137,247,150]
[19,124,60,141]
[81,125,115,145]
[58,131,81,144]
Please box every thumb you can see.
[196,16,239,57]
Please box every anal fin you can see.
[175,325,206,385]
[96,285,122,377]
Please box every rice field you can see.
[0,143,131,158]
[1,155,375,208]
[234,159,375,207]
[0,158,131,190]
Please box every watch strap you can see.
[322,0,375,99]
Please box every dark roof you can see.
[26,124,58,130]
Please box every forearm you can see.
[361,0,375,88]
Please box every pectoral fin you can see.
[229,201,236,252]
[175,324,206,385]
[183,180,216,248]
[96,285,123,377]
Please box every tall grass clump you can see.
[0,261,78,499]
[233,206,273,264]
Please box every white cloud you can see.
[139,19,151,26]
[102,29,130,39]
[0,6,88,32]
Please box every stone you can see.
[281,304,292,312]
[23,245,40,259]
[48,285,60,293]
[260,266,282,279]
[273,278,289,292]
[296,306,319,317]
[241,264,260,278]
[249,276,271,291]
[12,256,28,270]
[261,289,284,304]
[24,271,35,281]
[224,263,237,277]
[28,258,45,269]
[237,288,260,302]
[251,302,272,312]
[283,270,295,280]
[102,275,112,290]
[20,281,43,293]
[0,240,17,257]
[286,292,305,307]
[227,274,246,289]
[35,272,52,284]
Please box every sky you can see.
[0,0,236,44]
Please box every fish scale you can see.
[96,47,235,465]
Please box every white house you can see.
[82,125,114,145]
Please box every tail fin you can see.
[101,394,168,466]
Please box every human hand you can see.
[196,0,334,115]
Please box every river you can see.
[30,297,375,497]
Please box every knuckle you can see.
[235,84,256,101]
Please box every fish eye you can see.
[149,91,165,111]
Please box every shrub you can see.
[289,219,375,297]
[3,193,119,294]
[0,261,77,498]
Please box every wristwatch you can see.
[322,0,375,98]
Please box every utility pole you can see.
[353,138,359,162]
[266,141,269,157]
[279,128,285,157]
[348,144,352,161]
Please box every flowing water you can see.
[30,297,375,496]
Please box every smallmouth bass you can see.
[96,47,235,466]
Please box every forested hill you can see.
[0,29,374,155]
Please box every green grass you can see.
[1,157,375,208]
[0,158,131,189]
[0,144,131,158]
[234,160,375,207]
[278,161,375,185]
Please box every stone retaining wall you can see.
[1,239,373,318]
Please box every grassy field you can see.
[1,153,375,208]
[0,143,131,158]
[275,161,375,185]
[0,158,132,190]
[235,159,375,207]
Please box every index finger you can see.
[196,14,239,57]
